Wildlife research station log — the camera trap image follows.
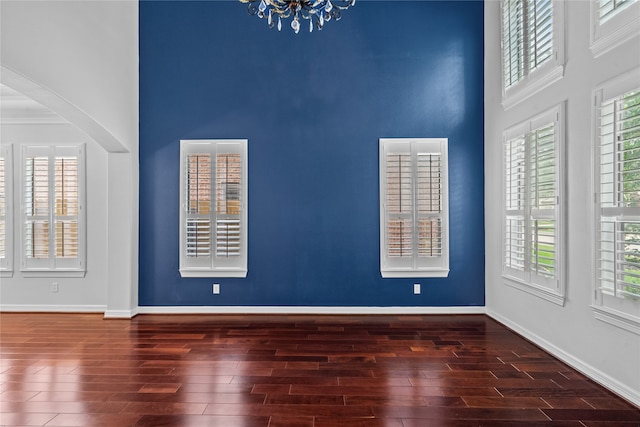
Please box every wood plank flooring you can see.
[1,313,638,426]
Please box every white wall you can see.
[0,0,139,316]
[0,1,138,153]
[0,124,108,311]
[485,1,640,406]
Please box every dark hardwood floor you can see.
[1,313,638,426]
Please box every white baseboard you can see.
[104,309,139,319]
[486,309,640,408]
[0,305,485,317]
[0,304,106,313]
[135,305,486,315]
[2,304,484,318]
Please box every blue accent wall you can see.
[139,0,484,307]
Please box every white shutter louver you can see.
[386,153,413,258]
[55,157,79,259]
[503,0,524,89]
[24,155,50,260]
[597,88,640,299]
[529,123,556,279]
[21,145,85,274]
[528,0,553,71]
[186,153,212,258]
[0,156,5,262]
[387,218,413,258]
[504,136,526,273]
[180,140,248,278]
[215,153,242,257]
[417,153,442,258]
[0,144,13,273]
[380,139,449,278]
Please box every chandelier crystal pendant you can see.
[239,0,356,34]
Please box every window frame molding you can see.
[0,144,14,277]
[379,138,450,279]
[590,0,640,58]
[501,0,566,110]
[179,139,248,279]
[19,143,87,278]
[502,103,566,305]
[591,68,640,335]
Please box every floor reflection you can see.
[1,313,638,426]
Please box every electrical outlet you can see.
[51,282,59,293]
[212,283,220,294]
[413,283,421,295]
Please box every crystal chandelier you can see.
[239,0,356,34]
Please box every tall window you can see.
[0,144,13,276]
[21,145,85,276]
[501,0,564,107]
[503,105,564,303]
[591,0,639,57]
[593,70,640,333]
[379,138,449,278]
[179,139,248,278]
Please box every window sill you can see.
[381,268,449,279]
[502,64,564,110]
[20,269,86,278]
[591,9,640,58]
[503,274,565,306]
[592,304,640,335]
[180,268,247,278]
[0,270,14,278]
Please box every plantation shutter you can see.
[504,135,526,280]
[185,151,212,264]
[503,106,561,293]
[22,145,84,272]
[417,152,443,258]
[214,143,243,267]
[0,153,4,266]
[380,139,449,278]
[23,146,50,269]
[596,87,640,299]
[180,140,247,277]
[503,0,524,89]
[503,0,556,90]
[528,119,558,288]
[0,145,9,271]
[55,154,79,261]
[528,0,553,71]
[386,145,413,261]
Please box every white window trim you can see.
[179,139,248,279]
[592,68,640,335]
[592,304,640,335]
[19,144,86,277]
[590,0,640,58]
[379,138,450,279]
[0,144,14,277]
[501,0,566,110]
[502,103,566,305]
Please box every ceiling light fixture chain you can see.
[240,0,355,33]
